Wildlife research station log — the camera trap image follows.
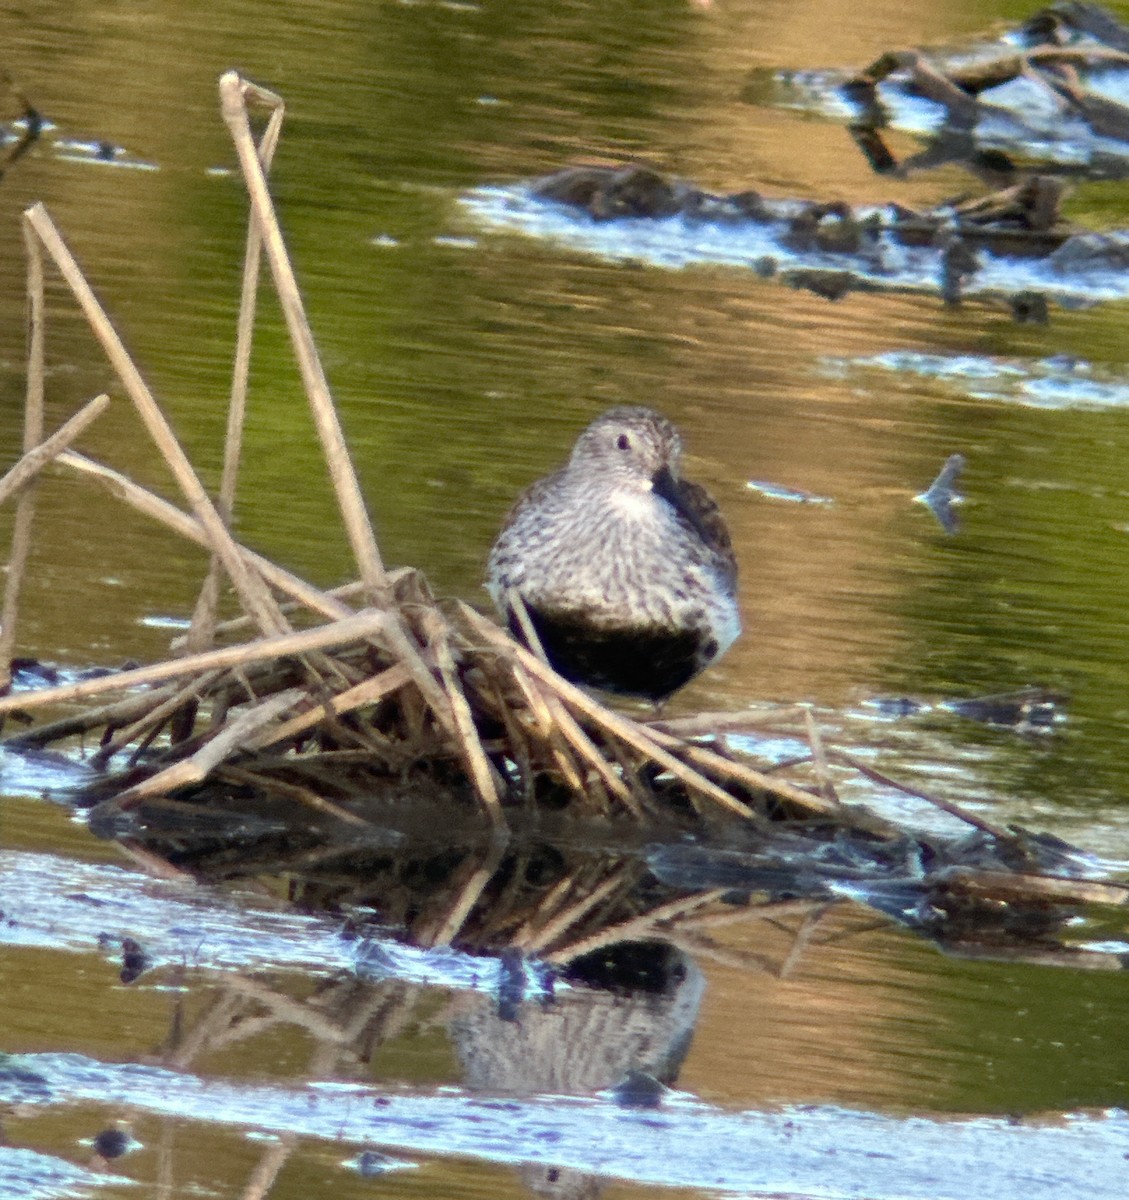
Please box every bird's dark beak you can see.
[652,465,712,544]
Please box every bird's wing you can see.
[675,478,738,586]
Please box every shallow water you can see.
[5,0,1129,1197]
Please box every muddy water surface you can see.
[3,1,1129,1198]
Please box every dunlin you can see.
[486,407,740,700]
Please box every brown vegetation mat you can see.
[0,72,1125,953]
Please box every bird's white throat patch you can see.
[607,486,656,522]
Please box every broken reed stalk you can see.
[0,394,110,507]
[0,219,46,687]
[93,670,225,768]
[56,452,359,623]
[0,609,392,716]
[214,73,469,741]
[186,88,286,655]
[421,609,505,825]
[218,71,388,605]
[244,662,411,750]
[828,747,1015,841]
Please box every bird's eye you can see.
[616,434,630,451]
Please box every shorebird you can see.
[486,406,740,700]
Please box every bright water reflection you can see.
[5,0,1129,1196]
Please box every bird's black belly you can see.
[512,604,704,701]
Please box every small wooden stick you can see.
[219,765,371,828]
[802,707,840,806]
[93,668,224,765]
[22,203,287,637]
[0,394,110,508]
[218,71,388,605]
[828,747,1015,840]
[0,609,392,715]
[170,580,373,650]
[505,588,551,666]
[542,692,642,816]
[645,725,842,819]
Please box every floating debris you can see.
[915,452,967,533]
[465,162,1129,312]
[745,479,835,505]
[344,1150,418,1177]
[770,3,1129,176]
[863,687,1068,731]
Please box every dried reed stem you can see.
[0,609,392,716]
[187,93,285,654]
[645,724,844,819]
[828,747,1015,840]
[22,203,287,637]
[803,706,840,806]
[422,611,504,825]
[218,71,387,603]
[92,668,224,766]
[0,220,46,685]
[57,452,359,623]
[548,693,641,815]
[171,580,372,651]
[2,682,185,748]
[220,765,372,828]
[0,394,110,507]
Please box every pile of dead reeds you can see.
[0,72,1068,861]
